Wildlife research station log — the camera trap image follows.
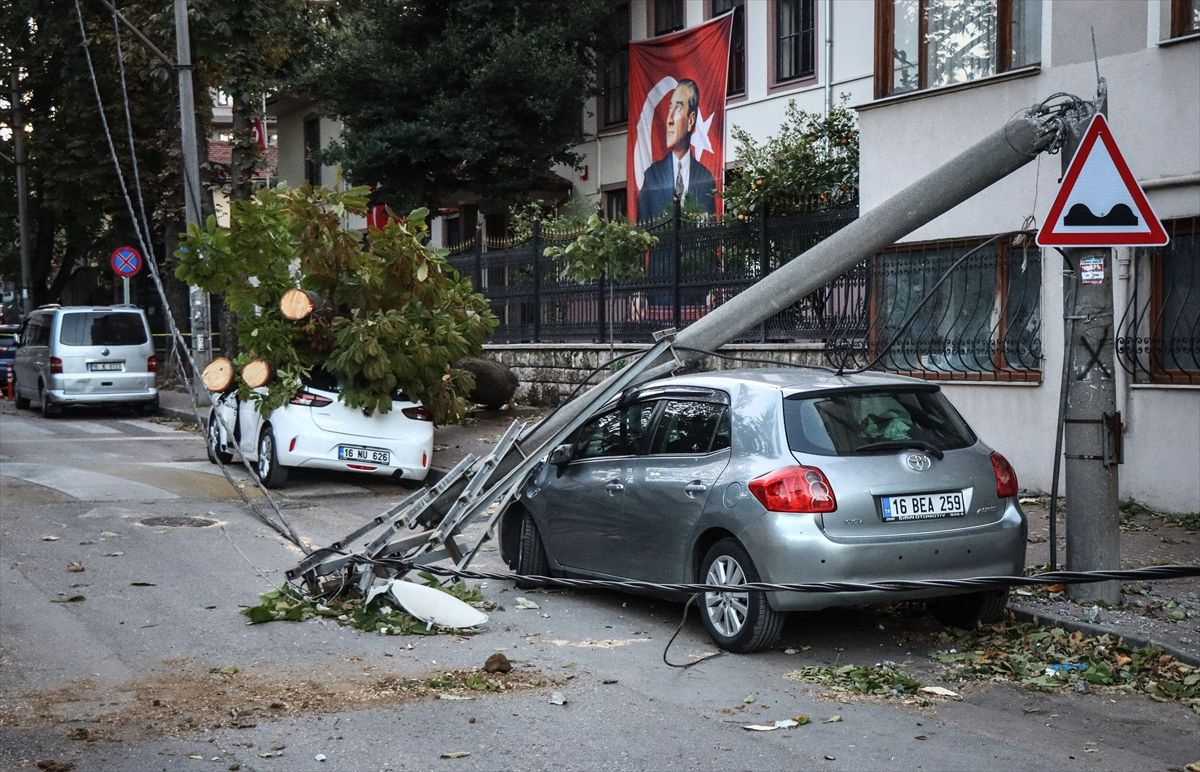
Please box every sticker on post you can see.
[1079,256,1105,285]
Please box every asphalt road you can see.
[1,402,1196,771]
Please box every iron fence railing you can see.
[828,234,1043,380]
[448,204,1046,379]
[1117,217,1199,384]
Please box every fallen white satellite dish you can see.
[368,578,488,630]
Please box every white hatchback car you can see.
[206,369,434,488]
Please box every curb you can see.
[160,405,204,426]
[1010,605,1199,667]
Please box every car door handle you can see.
[684,481,708,496]
[604,480,625,495]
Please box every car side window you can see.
[26,316,49,347]
[650,400,730,455]
[574,402,655,460]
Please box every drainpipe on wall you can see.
[1113,246,1131,432]
[824,0,834,113]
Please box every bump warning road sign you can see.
[1036,113,1168,248]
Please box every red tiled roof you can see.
[207,139,278,180]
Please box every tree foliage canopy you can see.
[303,0,613,210]
[176,185,498,423]
[721,98,860,221]
[1,0,318,309]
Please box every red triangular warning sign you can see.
[1036,113,1168,248]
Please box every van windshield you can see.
[59,312,147,346]
[783,387,976,456]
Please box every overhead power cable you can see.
[72,0,307,551]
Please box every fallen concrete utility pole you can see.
[505,102,1071,468]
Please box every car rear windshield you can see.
[783,387,976,456]
[58,312,147,346]
[306,365,408,401]
[0,334,17,347]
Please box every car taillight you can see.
[402,406,433,422]
[290,391,333,407]
[991,451,1018,498]
[147,355,157,372]
[748,465,837,513]
[50,357,63,374]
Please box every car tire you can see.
[515,512,550,590]
[14,377,30,409]
[698,539,785,653]
[256,426,289,488]
[39,382,61,418]
[139,398,159,416]
[206,411,233,465]
[927,588,1009,629]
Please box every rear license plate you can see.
[88,361,124,372]
[337,445,390,465]
[881,491,966,521]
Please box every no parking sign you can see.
[110,246,143,278]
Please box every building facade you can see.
[558,0,1198,513]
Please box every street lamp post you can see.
[11,71,33,317]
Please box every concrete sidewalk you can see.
[156,388,1198,664]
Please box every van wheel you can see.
[515,512,550,590]
[698,539,784,653]
[39,382,61,418]
[139,398,159,416]
[927,589,1009,629]
[256,427,289,488]
[14,377,30,409]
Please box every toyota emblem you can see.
[905,453,932,472]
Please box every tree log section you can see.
[279,288,334,321]
[241,359,273,389]
[202,356,235,393]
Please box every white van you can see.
[13,305,158,417]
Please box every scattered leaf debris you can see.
[242,578,494,637]
[786,664,923,696]
[933,620,1199,712]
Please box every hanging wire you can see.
[73,0,307,551]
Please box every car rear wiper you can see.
[852,440,945,460]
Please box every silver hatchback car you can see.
[501,369,1026,653]
[13,305,158,417]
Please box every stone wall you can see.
[483,343,830,406]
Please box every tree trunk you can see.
[457,356,519,409]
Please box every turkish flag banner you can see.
[251,119,268,152]
[627,14,732,223]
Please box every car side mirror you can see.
[548,443,574,469]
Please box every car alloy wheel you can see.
[705,555,750,638]
[207,412,232,465]
[256,427,288,488]
[698,539,785,653]
[515,511,550,590]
